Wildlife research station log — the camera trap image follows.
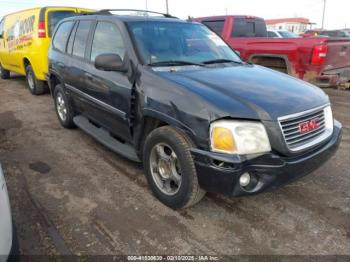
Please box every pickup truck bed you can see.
[196,15,350,88]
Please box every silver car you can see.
[0,164,14,262]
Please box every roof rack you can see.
[84,9,177,18]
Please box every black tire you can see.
[54,84,75,129]
[0,63,10,79]
[26,65,46,95]
[143,126,206,209]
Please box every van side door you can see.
[83,21,132,142]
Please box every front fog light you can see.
[240,173,251,187]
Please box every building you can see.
[266,18,314,34]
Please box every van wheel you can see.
[54,85,75,129]
[143,126,206,209]
[26,65,45,95]
[0,64,10,79]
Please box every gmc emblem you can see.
[299,118,321,134]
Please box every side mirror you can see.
[95,54,127,72]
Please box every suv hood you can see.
[156,64,330,121]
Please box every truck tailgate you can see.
[324,38,350,71]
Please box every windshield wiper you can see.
[202,59,243,65]
[148,60,205,67]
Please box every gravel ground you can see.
[0,75,349,257]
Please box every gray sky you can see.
[0,0,348,29]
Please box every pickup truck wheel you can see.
[143,126,206,209]
[26,65,45,95]
[0,64,10,79]
[54,85,75,129]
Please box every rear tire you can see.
[143,126,206,209]
[54,84,75,129]
[0,63,10,79]
[26,65,45,95]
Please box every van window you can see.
[0,19,4,38]
[202,20,225,36]
[90,22,125,62]
[48,11,75,37]
[232,18,267,37]
[52,21,74,53]
[72,21,92,58]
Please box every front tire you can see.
[143,126,206,209]
[0,63,10,79]
[54,85,75,129]
[26,65,45,95]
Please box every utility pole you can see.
[145,0,148,11]
[165,0,169,14]
[322,0,326,29]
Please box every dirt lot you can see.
[0,75,349,256]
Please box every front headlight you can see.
[210,120,271,155]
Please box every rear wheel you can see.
[143,126,206,209]
[0,63,10,79]
[54,85,75,129]
[26,65,45,95]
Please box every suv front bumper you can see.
[192,120,342,196]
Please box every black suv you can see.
[48,10,342,209]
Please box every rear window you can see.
[232,18,267,37]
[202,20,225,36]
[52,21,74,52]
[0,19,4,37]
[48,11,75,37]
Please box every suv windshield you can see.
[127,21,241,65]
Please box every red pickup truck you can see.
[195,16,350,88]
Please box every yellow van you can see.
[0,7,92,95]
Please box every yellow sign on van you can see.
[7,15,35,52]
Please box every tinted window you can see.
[90,22,125,62]
[52,21,74,52]
[72,21,92,58]
[48,11,75,37]
[66,22,78,54]
[232,18,267,37]
[202,20,225,36]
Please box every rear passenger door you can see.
[83,21,132,142]
[64,20,93,114]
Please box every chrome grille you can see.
[278,105,331,152]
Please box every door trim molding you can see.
[65,83,127,120]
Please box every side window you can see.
[90,22,125,62]
[52,21,74,52]
[202,20,225,36]
[72,21,92,58]
[66,22,78,55]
